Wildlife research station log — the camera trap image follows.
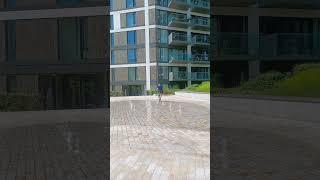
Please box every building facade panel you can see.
[114,50,128,64]
[87,16,106,60]
[137,48,146,63]
[16,19,59,63]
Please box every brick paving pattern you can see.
[213,97,320,180]
[110,100,210,179]
[0,122,108,180]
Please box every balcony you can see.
[168,32,188,46]
[168,0,189,10]
[192,35,210,46]
[190,72,210,81]
[189,17,210,30]
[190,53,209,63]
[168,13,189,28]
[190,0,210,13]
[260,33,316,60]
[169,71,188,81]
[169,52,189,63]
[214,33,249,58]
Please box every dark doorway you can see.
[63,75,97,109]
[39,75,56,110]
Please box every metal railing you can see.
[170,52,189,62]
[190,0,209,8]
[190,17,209,26]
[260,33,314,57]
[171,71,188,80]
[169,0,188,4]
[190,72,210,80]
[168,13,188,24]
[192,35,210,44]
[214,32,320,58]
[214,33,249,56]
[169,32,188,42]
[191,53,209,62]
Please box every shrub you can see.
[240,71,286,91]
[293,63,320,74]
[163,86,175,95]
[0,93,41,111]
[110,91,124,97]
[146,90,157,95]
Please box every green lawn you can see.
[184,81,210,93]
[266,68,320,98]
[214,65,320,98]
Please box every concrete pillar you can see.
[248,60,260,80]
[0,75,6,94]
[187,64,192,86]
[248,12,260,79]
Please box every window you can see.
[128,67,137,81]
[111,51,115,64]
[157,10,168,25]
[157,29,168,43]
[111,33,114,48]
[127,31,136,45]
[6,20,16,62]
[128,49,136,63]
[126,13,136,27]
[110,15,113,30]
[126,0,135,8]
[158,48,168,62]
[111,69,115,81]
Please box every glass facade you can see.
[126,13,136,27]
[128,49,136,63]
[127,31,136,45]
[126,0,135,8]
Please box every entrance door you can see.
[39,75,56,110]
[68,77,96,109]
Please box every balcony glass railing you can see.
[191,53,209,62]
[260,33,314,57]
[170,52,189,61]
[190,72,210,80]
[190,0,209,8]
[192,35,210,44]
[214,33,249,56]
[170,32,188,42]
[169,0,188,5]
[168,14,188,24]
[214,32,319,58]
[172,71,188,80]
[190,18,209,27]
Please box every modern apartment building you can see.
[0,0,108,109]
[110,0,210,96]
[212,0,320,87]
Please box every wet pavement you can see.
[110,97,210,180]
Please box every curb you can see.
[213,94,320,104]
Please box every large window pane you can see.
[128,49,136,63]
[127,31,136,45]
[128,67,137,81]
[126,0,135,8]
[126,13,136,27]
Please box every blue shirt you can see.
[157,85,163,91]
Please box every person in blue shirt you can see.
[157,83,163,103]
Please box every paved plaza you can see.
[213,96,320,179]
[0,110,108,180]
[110,96,210,180]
